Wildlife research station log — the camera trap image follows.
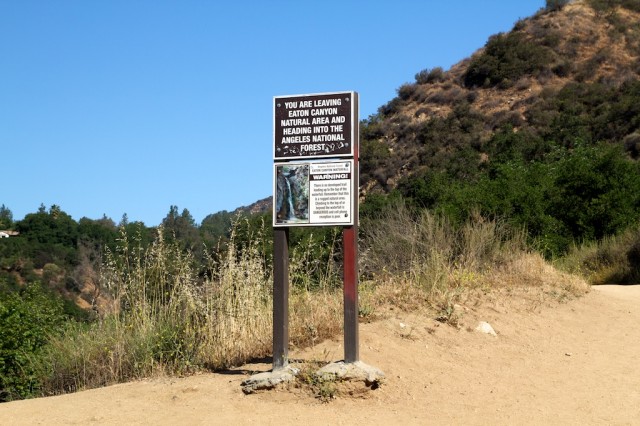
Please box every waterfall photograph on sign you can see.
[273,160,355,227]
[275,163,310,224]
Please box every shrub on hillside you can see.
[546,0,572,12]
[415,67,446,85]
[588,0,640,14]
[463,32,555,88]
[526,80,640,147]
[397,83,417,101]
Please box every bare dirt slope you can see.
[1,285,639,425]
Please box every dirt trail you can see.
[1,285,639,425]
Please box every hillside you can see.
[359,0,640,256]
[361,0,640,193]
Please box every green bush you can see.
[398,140,640,257]
[415,67,445,85]
[546,0,572,11]
[549,143,640,242]
[588,0,640,14]
[0,282,65,401]
[463,32,555,88]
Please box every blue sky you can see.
[2,0,544,226]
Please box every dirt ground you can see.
[1,285,639,425]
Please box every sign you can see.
[274,91,356,160]
[273,160,354,227]
[268,90,364,371]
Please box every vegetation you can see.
[0,204,589,401]
[0,283,66,401]
[463,32,555,88]
[546,0,572,11]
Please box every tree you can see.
[162,206,201,252]
[200,210,233,245]
[0,205,12,229]
[16,206,79,268]
[549,144,640,242]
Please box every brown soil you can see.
[1,285,639,425]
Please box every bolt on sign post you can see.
[272,91,359,369]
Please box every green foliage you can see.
[289,226,341,291]
[0,236,29,273]
[162,205,201,253]
[200,210,234,246]
[487,126,549,163]
[588,0,640,14]
[415,67,445,85]
[413,103,487,181]
[0,282,65,401]
[0,205,13,230]
[546,0,571,11]
[77,216,117,249]
[464,32,554,88]
[360,138,392,188]
[397,83,417,101]
[549,144,640,242]
[399,142,640,257]
[360,191,403,220]
[16,208,79,268]
[527,81,640,148]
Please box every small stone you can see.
[475,321,498,337]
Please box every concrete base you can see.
[241,366,299,394]
[316,361,385,387]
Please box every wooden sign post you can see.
[272,91,359,368]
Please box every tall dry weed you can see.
[560,225,640,284]
[36,218,345,396]
[35,206,588,397]
[361,203,580,318]
[198,220,272,367]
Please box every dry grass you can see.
[559,225,640,285]
[360,205,588,322]
[34,209,588,397]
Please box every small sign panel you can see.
[274,92,355,160]
[309,161,352,224]
[274,160,354,227]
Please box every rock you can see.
[316,361,385,388]
[475,321,498,337]
[241,366,299,394]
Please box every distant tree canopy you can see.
[0,205,12,229]
[162,205,200,253]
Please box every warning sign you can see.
[309,161,352,224]
[274,92,356,160]
[273,160,354,227]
